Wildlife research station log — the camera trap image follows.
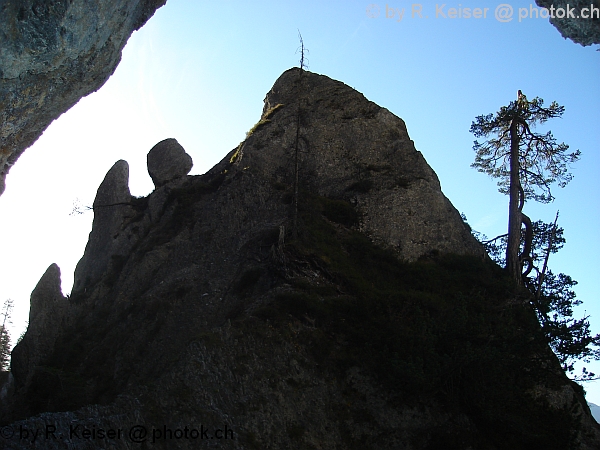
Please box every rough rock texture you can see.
[9,264,67,391]
[253,68,483,261]
[72,160,135,293]
[536,0,600,45]
[0,0,166,196]
[2,69,600,449]
[147,138,193,187]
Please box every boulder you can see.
[147,138,193,188]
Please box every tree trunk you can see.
[535,211,559,301]
[506,117,522,285]
[292,107,300,239]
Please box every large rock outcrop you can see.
[0,0,166,196]
[72,160,135,293]
[10,264,67,392]
[536,0,600,45]
[3,69,599,449]
[257,68,483,261]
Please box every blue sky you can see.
[0,0,598,401]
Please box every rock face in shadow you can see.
[147,138,193,188]
[535,0,600,46]
[0,0,166,196]
[10,264,67,392]
[3,69,600,450]
[72,160,134,293]
[253,68,484,261]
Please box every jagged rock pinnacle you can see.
[10,264,66,391]
[73,160,133,293]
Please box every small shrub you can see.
[230,143,243,163]
[263,103,284,120]
[243,104,284,141]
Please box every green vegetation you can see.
[0,329,10,372]
[262,103,285,121]
[472,214,600,381]
[230,145,243,164]
[230,104,285,164]
[469,94,595,382]
[0,299,13,371]
[245,104,284,138]
[470,92,580,285]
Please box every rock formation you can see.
[3,69,599,449]
[247,68,484,261]
[147,138,193,188]
[0,0,166,196]
[72,160,135,293]
[10,264,67,392]
[536,0,600,46]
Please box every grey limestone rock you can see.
[0,0,166,196]
[93,159,132,208]
[535,0,600,46]
[10,264,67,390]
[247,68,484,261]
[147,184,171,223]
[4,69,599,449]
[72,159,133,292]
[147,138,193,188]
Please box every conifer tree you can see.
[470,91,580,285]
[292,30,309,239]
[0,298,13,371]
[471,217,600,380]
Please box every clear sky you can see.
[1,0,598,401]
